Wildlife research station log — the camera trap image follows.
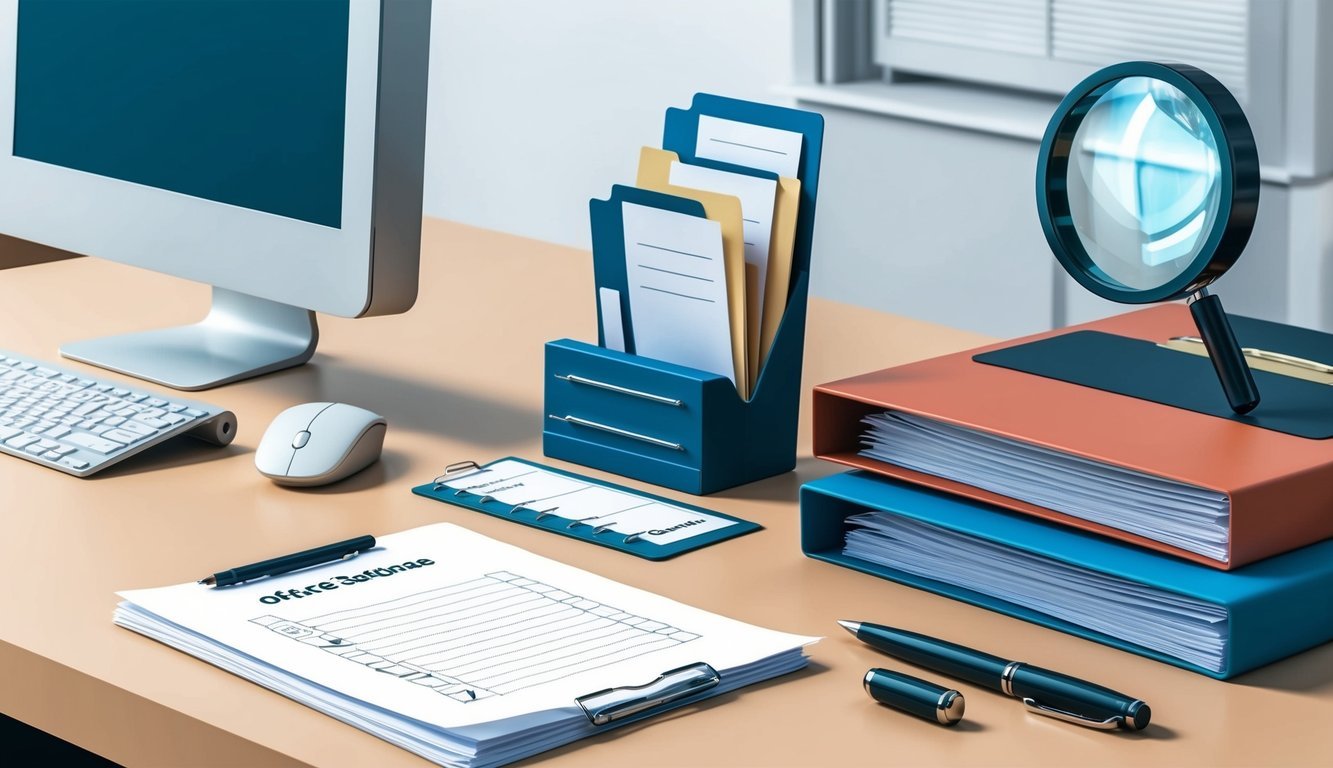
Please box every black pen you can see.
[200,535,376,587]
[839,621,1150,731]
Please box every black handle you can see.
[1190,293,1260,414]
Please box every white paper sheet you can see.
[597,287,626,352]
[620,201,736,387]
[437,459,740,546]
[695,115,803,178]
[667,160,778,335]
[116,524,814,767]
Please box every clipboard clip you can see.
[431,460,489,491]
[575,662,721,726]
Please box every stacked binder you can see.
[802,305,1333,679]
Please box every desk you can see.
[2,220,1330,767]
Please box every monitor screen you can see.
[13,0,349,229]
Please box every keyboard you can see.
[0,350,236,477]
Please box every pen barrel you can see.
[216,535,377,586]
[858,624,1007,690]
[864,669,964,726]
[1008,664,1150,730]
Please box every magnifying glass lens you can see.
[1068,77,1223,291]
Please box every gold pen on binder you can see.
[1159,336,1333,384]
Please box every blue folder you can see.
[801,470,1333,679]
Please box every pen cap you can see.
[1008,664,1150,730]
[864,668,964,726]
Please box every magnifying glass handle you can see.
[1189,291,1260,414]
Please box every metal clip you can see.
[547,414,683,451]
[1021,698,1122,730]
[432,461,486,490]
[555,374,683,406]
[576,662,721,726]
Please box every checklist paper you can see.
[621,201,739,389]
[437,459,740,546]
[116,523,815,768]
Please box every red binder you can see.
[813,305,1333,570]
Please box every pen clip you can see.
[1021,697,1122,730]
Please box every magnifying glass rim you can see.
[1036,61,1259,304]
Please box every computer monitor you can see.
[0,0,430,390]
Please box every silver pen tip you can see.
[837,620,861,635]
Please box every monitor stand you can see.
[60,288,319,391]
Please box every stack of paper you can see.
[860,410,1231,561]
[115,524,814,767]
[844,509,1230,673]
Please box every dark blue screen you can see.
[14,0,350,228]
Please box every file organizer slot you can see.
[544,94,823,495]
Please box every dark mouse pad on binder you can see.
[975,330,1333,439]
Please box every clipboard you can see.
[410,456,762,559]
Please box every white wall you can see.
[423,0,794,249]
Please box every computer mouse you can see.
[255,402,387,487]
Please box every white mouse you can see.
[255,402,387,487]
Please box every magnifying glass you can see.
[1037,62,1261,414]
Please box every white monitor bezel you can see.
[0,0,382,317]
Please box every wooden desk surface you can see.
[2,220,1330,767]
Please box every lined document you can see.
[436,458,740,546]
[621,201,737,388]
[695,115,803,178]
[116,523,814,767]
[861,410,1231,562]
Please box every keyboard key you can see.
[0,426,19,441]
[41,451,62,461]
[52,445,77,456]
[102,417,126,427]
[146,398,168,407]
[141,408,166,419]
[5,433,40,449]
[90,425,112,436]
[33,367,59,378]
[134,415,171,429]
[125,393,148,403]
[165,404,187,413]
[102,428,147,444]
[58,457,90,471]
[44,425,71,439]
[64,432,123,454]
[15,362,35,371]
[184,408,206,418]
[119,420,156,437]
[162,413,189,426]
[24,443,46,455]
[36,439,59,451]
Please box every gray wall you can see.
[423,0,793,249]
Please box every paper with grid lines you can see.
[115,523,812,731]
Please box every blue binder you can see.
[543,95,824,495]
[801,470,1333,679]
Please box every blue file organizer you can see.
[544,95,824,495]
